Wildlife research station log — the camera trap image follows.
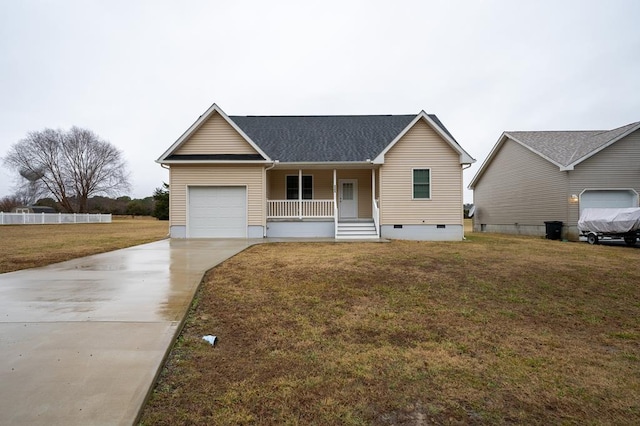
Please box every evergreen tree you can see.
[152,183,169,220]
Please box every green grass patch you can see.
[0,217,168,273]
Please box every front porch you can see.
[265,168,380,239]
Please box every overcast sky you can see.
[1,0,639,203]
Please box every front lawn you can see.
[0,217,168,273]
[140,233,640,425]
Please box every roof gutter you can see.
[157,160,272,165]
[271,161,376,169]
[265,160,279,172]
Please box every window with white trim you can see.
[286,175,313,200]
[413,169,431,199]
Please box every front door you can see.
[339,179,358,219]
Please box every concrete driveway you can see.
[0,238,251,426]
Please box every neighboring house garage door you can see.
[580,189,639,213]
[188,186,246,238]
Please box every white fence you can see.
[0,212,112,225]
[267,200,334,218]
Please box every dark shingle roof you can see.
[506,121,640,167]
[229,114,452,162]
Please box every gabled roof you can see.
[156,103,271,163]
[158,103,475,165]
[469,121,640,189]
[372,111,475,164]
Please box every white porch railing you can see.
[267,200,334,218]
[0,212,112,225]
[372,198,380,236]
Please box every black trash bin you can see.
[544,221,563,240]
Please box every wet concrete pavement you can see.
[0,238,251,426]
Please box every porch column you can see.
[298,169,302,219]
[333,169,337,237]
[372,168,380,237]
[333,169,337,209]
[371,168,376,204]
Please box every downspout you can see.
[565,170,571,241]
[369,162,379,237]
[462,163,473,239]
[160,163,171,237]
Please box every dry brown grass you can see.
[140,232,640,425]
[0,217,168,273]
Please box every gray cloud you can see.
[1,0,639,202]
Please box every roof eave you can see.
[273,161,375,169]
[158,160,272,165]
[469,133,508,189]
[460,154,476,165]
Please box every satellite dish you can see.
[19,168,45,182]
[468,205,476,218]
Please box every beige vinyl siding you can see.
[267,169,373,217]
[268,169,334,200]
[174,112,259,155]
[567,130,640,225]
[474,138,568,226]
[170,165,265,226]
[380,119,463,224]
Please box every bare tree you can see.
[3,127,131,213]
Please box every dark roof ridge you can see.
[507,129,603,134]
[507,120,640,135]
[590,120,640,135]
[233,114,417,118]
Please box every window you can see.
[413,169,430,199]
[286,175,313,200]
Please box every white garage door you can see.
[188,186,246,238]
[580,189,638,213]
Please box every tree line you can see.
[0,185,169,219]
[1,126,168,219]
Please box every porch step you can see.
[336,221,379,239]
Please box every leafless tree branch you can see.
[2,127,131,213]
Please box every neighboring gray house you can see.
[13,206,57,214]
[469,121,640,241]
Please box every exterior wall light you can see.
[570,194,579,203]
